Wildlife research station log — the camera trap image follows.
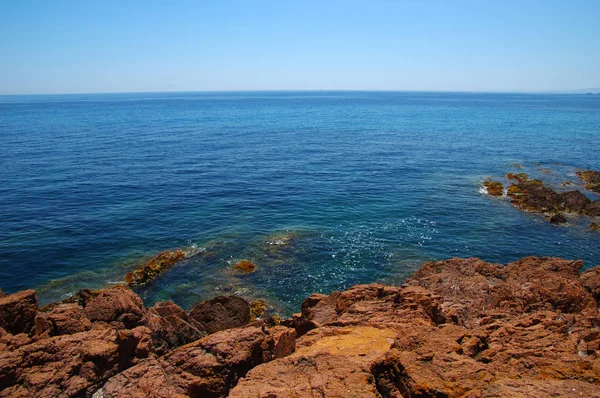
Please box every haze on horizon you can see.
[1,0,599,95]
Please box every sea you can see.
[1,91,599,315]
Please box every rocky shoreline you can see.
[483,168,600,229]
[1,256,600,397]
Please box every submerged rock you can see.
[125,249,185,287]
[591,223,600,232]
[577,169,600,193]
[234,259,256,274]
[483,181,503,196]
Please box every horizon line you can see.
[2,88,599,97]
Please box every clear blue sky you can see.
[1,0,599,94]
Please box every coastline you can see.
[2,255,600,397]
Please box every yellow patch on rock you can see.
[293,326,396,361]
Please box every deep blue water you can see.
[1,91,599,314]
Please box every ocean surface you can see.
[1,91,599,315]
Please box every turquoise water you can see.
[1,91,599,314]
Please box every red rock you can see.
[187,295,250,334]
[0,289,38,335]
[581,266,600,301]
[33,303,91,338]
[95,323,296,397]
[125,249,186,287]
[83,285,146,328]
[4,257,600,397]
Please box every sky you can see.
[1,0,599,94]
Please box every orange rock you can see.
[234,259,256,273]
[125,249,185,287]
[483,181,504,196]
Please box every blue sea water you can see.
[1,91,599,315]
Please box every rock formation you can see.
[125,249,186,287]
[2,256,600,397]
[578,170,600,193]
[483,181,503,196]
[484,171,600,225]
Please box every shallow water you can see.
[1,91,599,314]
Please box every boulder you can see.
[0,289,38,335]
[549,213,567,224]
[586,200,600,217]
[33,303,92,337]
[84,285,146,328]
[188,295,250,334]
[558,190,591,213]
[125,249,185,287]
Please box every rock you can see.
[96,324,296,397]
[84,285,146,328]
[234,259,256,273]
[250,299,266,321]
[0,324,137,397]
[586,200,600,216]
[235,257,600,397]
[144,301,203,355]
[507,172,529,183]
[0,289,38,335]
[125,249,185,287]
[149,299,188,320]
[507,179,560,213]
[591,223,600,232]
[4,256,600,397]
[483,181,503,196]
[33,303,92,337]
[549,213,567,224]
[230,326,396,397]
[187,295,250,334]
[581,267,600,302]
[577,169,600,193]
[0,289,5,298]
[558,190,591,213]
